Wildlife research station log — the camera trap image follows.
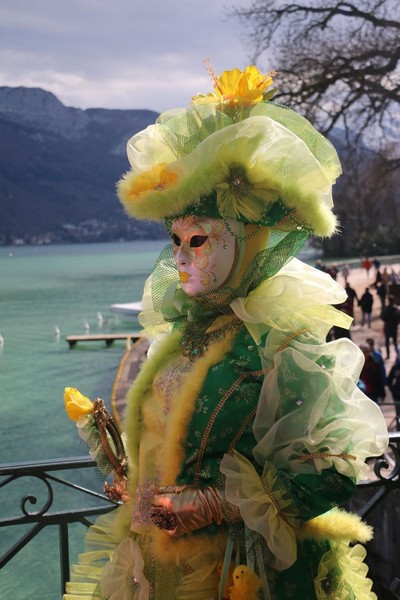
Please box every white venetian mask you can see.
[171,216,238,296]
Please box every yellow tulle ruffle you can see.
[220,451,301,570]
[315,541,377,599]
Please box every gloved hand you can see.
[150,484,223,537]
[104,471,130,504]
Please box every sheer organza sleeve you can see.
[220,334,387,570]
[222,260,388,570]
[253,335,387,481]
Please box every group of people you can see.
[324,258,400,429]
[358,285,400,341]
[352,284,400,361]
[325,259,400,352]
[358,336,400,429]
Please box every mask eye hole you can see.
[172,233,181,246]
[190,235,208,248]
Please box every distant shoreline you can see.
[2,237,400,270]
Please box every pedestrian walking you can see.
[366,337,387,403]
[359,287,374,328]
[359,343,386,404]
[381,296,400,359]
[372,257,381,272]
[376,283,387,311]
[340,263,350,284]
[343,282,359,318]
[362,257,372,278]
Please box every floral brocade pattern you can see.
[180,327,264,485]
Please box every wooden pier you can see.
[66,332,143,349]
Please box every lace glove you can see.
[150,484,224,537]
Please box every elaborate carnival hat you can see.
[117,64,341,238]
[117,65,343,333]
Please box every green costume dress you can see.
[64,258,388,600]
[63,64,388,600]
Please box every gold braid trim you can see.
[298,452,357,463]
[277,328,310,352]
[260,474,289,524]
[194,367,268,484]
[193,371,248,484]
[227,407,257,456]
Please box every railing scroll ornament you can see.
[0,456,118,596]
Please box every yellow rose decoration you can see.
[64,387,94,421]
[192,64,275,107]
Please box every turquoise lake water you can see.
[0,240,166,600]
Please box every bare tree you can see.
[322,140,400,256]
[232,0,400,156]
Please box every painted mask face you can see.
[171,216,238,296]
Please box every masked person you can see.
[64,66,388,600]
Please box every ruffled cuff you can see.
[315,541,377,600]
[220,451,301,571]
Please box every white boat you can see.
[110,301,143,322]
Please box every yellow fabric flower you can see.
[64,387,94,421]
[192,65,274,107]
[124,163,178,199]
[215,161,278,222]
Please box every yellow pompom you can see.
[64,387,93,421]
[229,565,261,600]
[297,508,374,544]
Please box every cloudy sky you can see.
[1,0,263,113]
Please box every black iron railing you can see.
[357,430,400,518]
[1,433,400,598]
[0,456,118,596]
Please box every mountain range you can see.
[2,86,394,252]
[0,86,165,244]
